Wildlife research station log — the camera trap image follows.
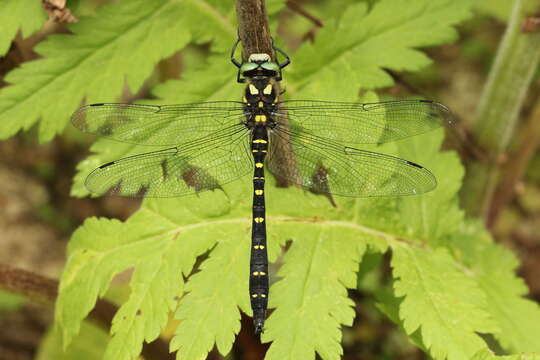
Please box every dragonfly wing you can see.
[267,125,436,197]
[72,102,247,146]
[274,99,451,144]
[86,125,252,197]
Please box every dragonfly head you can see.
[230,38,290,83]
[240,54,281,79]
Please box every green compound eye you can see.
[260,62,280,71]
[240,62,259,73]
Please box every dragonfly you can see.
[71,38,451,335]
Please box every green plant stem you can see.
[488,97,540,226]
[461,0,540,220]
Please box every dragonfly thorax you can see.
[244,78,277,105]
[243,77,278,130]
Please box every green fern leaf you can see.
[374,288,427,352]
[0,0,46,55]
[0,0,235,142]
[262,230,366,360]
[450,223,540,353]
[392,245,499,360]
[56,216,181,347]
[289,0,472,99]
[170,225,271,358]
[396,130,464,243]
[56,193,232,359]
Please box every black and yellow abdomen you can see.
[245,76,276,334]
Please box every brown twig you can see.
[0,264,57,304]
[286,0,323,27]
[235,0,273,61]
[0,264,173,360]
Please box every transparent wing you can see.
[274,99,451,144]
[85,125,252,197]
[72,101,247,146]
[267,124,436,197]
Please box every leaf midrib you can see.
[81,215,409,265]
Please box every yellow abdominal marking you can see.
[249,84,259,94]
[258,101,264,108]
[255,163,263,168]
[254,176,264,180]
[252,294,258,298]
[255,115,266,123]
[253,139,267,144]
[263,84,272,95]
[261,294,267,298]
[255,190,263,195]
[254,217,264,223]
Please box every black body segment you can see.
[244,75,277,334]
[250,125,269,334]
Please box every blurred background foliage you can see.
[0,0,540,359]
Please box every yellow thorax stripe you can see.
[263,84,272,95]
